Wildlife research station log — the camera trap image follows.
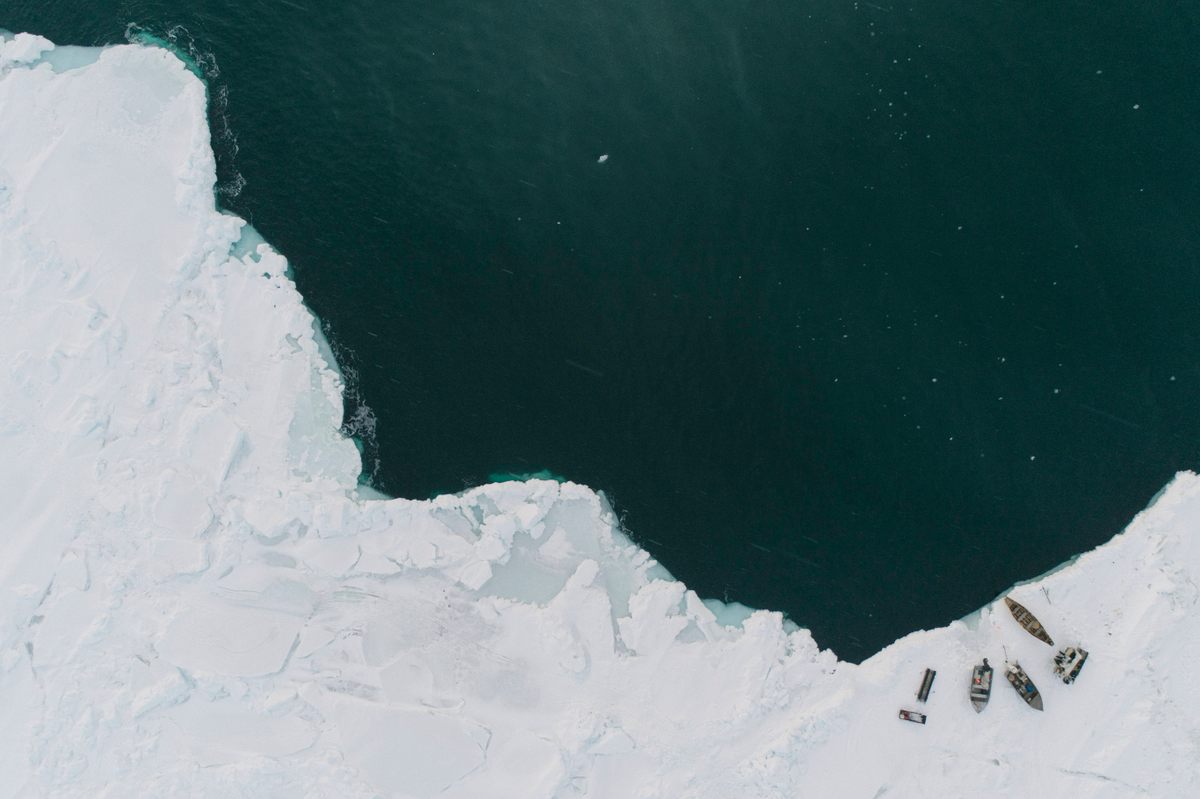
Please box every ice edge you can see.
[2,34,1198,798]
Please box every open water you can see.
[8,1,1200,659]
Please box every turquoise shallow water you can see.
[8,2,1200,659]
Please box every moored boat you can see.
[917,668,936,702]
[1004,596,1055,646]
[970,658,993,712]
[898,709,927,725]
[1005,661,1043,710]
[1053,646,1089,684]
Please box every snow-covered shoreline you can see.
[1,33,1197,797]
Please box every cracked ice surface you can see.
[1,33,1199,798]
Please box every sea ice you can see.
[1,34,1199,798]
[0,32,52,67]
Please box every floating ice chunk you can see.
[30,588,105,668]
[158,601,301,677]
[618,579,690,655]
[597,153,609,163]
[149,538,210,579]
[0,648,37,793]
[164,697,319,766]
[153,470,215,537]
[0,33,53,68]
[129,660,191,718]
[332,702,490,797]
[379,654,439,704]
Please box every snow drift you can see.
[1,33,1197,798]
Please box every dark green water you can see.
[9,2,1200,659]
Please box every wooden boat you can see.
[1004,661,1043,711]
[916,668,936,702]
[970,658,993,712]
[1004,596,1054,646]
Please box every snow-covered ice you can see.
[1,33,1199,797]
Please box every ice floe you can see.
[1,34,1199,798]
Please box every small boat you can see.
[970,658,993,712]
[898,709,927,725]
[1053,646,1089,684]
[1005,661,1043,711]
[916,668,936,702]
[1004,596,1055,646]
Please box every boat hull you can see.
[970,660,993,713]
[1054,647,1089,684]
[1004,596,1055,646]
[917,668,936,703]
[1005,662,1043,711]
